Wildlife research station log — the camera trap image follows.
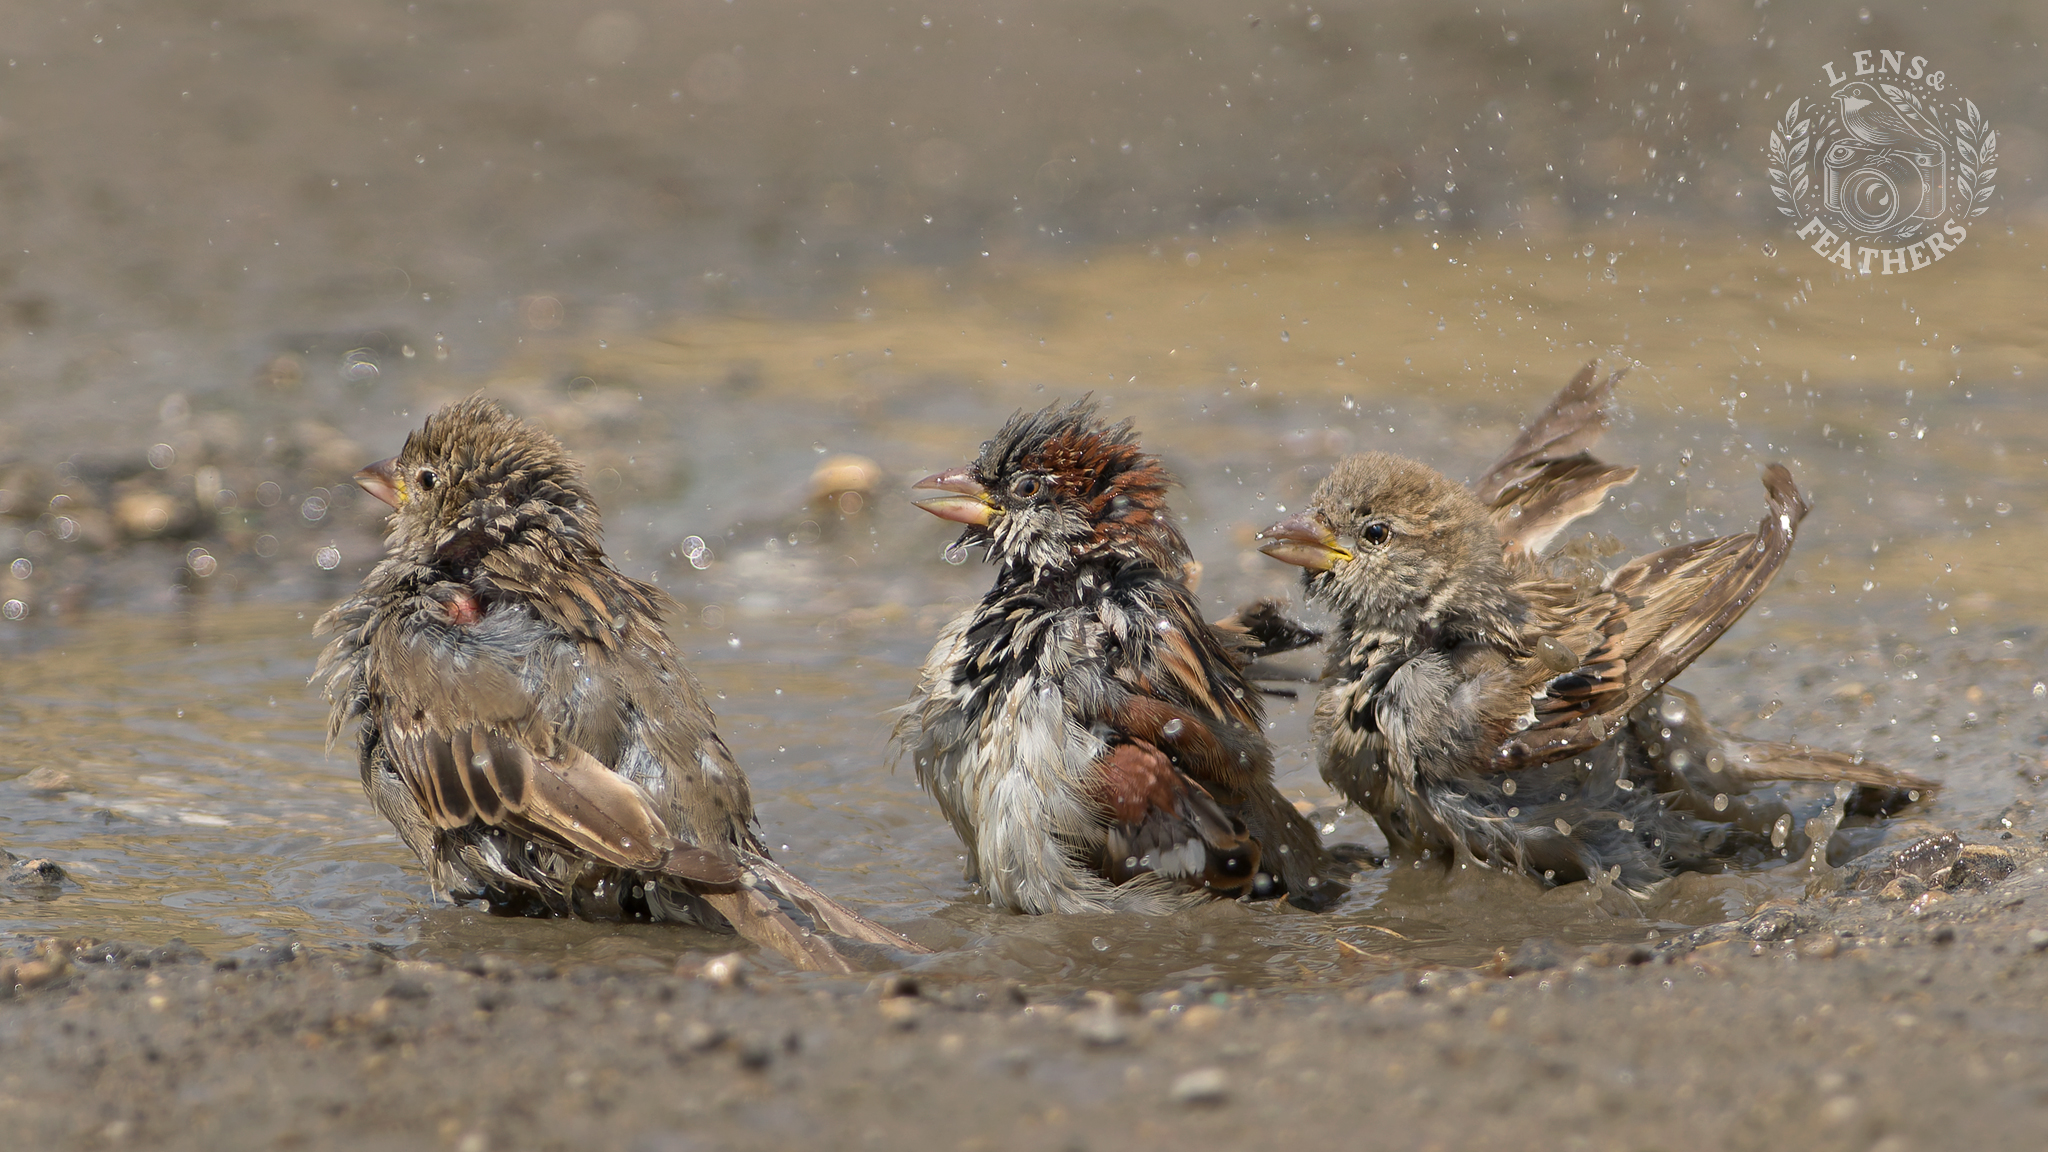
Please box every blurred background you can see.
[0,0,2042,605]
[2,1,2045,975]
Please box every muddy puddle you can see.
[4,224,2044,992]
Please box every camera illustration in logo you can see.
[1821,82,1947,233]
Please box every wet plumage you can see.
[893,399,1340,914]
[315,396,925,971]
[1262,367,1936,893]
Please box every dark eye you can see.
[416,468,438,491]
[1361,522,1391,545]
[1009,475,1044,500]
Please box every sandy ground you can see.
[6,833,2047,1151]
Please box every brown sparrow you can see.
[315,396,927,971]
[1261,367,1936,892]
[893,399,1342,913]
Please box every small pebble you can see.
[15,767,79,794]
[686,952,747,988]
[1169,1066,1230,1106]
[877,997,923,1029]
[2026,928,2048,953]
[1071,1010,1128,1047]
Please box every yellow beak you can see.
[1258,513,1352,571]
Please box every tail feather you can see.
[1242,787,1348,910]
[698,888,862,974]
[1716,740,1940,794]
[739,853,933,955]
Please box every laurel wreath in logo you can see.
[1766,98,1810,221]
[1952,97,1999,219]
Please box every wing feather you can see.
[1498,464,1808,769]
[1472,362,1628,504]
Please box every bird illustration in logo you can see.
[1834,81,1941,149]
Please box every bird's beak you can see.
[354,457,404,509]
[1258,513,1352,571]
[912,467,999,526]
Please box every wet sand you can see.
[6,844,2048,1151]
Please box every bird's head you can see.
[912,398,1186,575]
[354,395,601,568]
[1260,451,1514,635]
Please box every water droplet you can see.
[1091,936,1110,952]
[1501,778,1517,796]
[314,546,342,570]
[147,443,176,470]
[1,599,24,620]
[1712,793,1729,812]
[1658,695,1688,725]
[1617,818,1635,832]
[942,541,969,565]
[1554,818,1572,835]
[8,558,30,579]
[1770,813,1792,849]
[1161,718,1186,739]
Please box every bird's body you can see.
[1264,367,1935,893]
[316,397,923,971]
[894,400,1337,914]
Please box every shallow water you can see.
[4,227,2043,989]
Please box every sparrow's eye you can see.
[1361,522,1391,546]
[1009,474,1045,500]
[416,468,439,492]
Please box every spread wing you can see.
[1497,464,1809,769]
[1474,364,1638,558]
[1487,454,1640,560]
[1472,362,1628,504]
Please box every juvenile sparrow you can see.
[1261,368,1935,892]
[315,396,926,972]
[893,399,1341,914]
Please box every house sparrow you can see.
[893,398,1342,914]
[314,396,927,972]
[1261,368,1936,892]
